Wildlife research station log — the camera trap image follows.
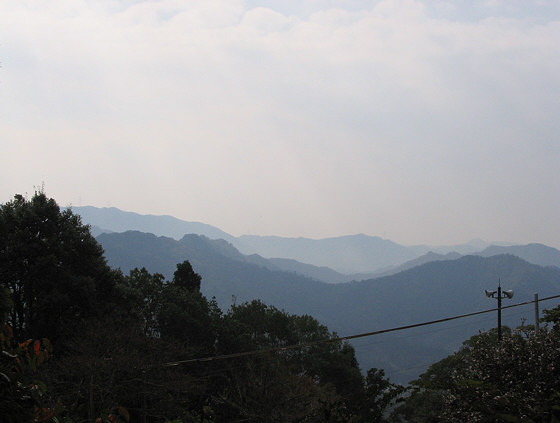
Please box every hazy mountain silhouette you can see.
[78,206,502,273]
[97,230,369,283]
[373,245,560,278]
[89,225,113,237]
[232,234,423,273]
[427,238,498,255]
[477,243,560,268]
[80,205,560,280]
[373,251,463,277]
[267,258,377,283]
[73,206,233,241]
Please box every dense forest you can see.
[2,191,560,422]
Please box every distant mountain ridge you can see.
[376,244,560,278]
[477,243,560,268]
[373,251,463,277]
[75,205,422,273]
[233,234,422,273]
[267,257,377,283]
[76,206,560,278]
[95,230,370,284]
[73,206,233,241]
[74,205,511,274]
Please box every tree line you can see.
[2,191,560,422]
[0,192,402,422]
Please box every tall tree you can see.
[0,191,117,345]
[172,260,201,292]
[212,300,367,422]
[358,368,404,422]
[119,267,165,337]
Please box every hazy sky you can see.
[1,0,559,247]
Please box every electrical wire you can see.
[163,293,560,367]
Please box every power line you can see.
[163,293,560,367]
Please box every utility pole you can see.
[485,279,514,341]
[534,293,540,333]
[497,285,502,340]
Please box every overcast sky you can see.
[1,0,559,247]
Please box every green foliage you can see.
[211,300,387,422]
[172,260,201,292]
[393,324,560,422]
[0,191,117,346]
[543,304,560,325]
[158,285,217,352]
[43,317,209,423]
[0,288,67,423]
[42,261,217,423]
[119,267,165,336]
[360,368,404,422]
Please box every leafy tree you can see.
[172,260,201,292]
[119,268,165,337]
[158,287,217,350]
[0,191,117,346]
[390,351,469,422]
[43,317,207,423]
[393,323,560,422]
[542,304,560,326]
[359,368,404,422]
[41,263,217,423]
[211,300,369,423]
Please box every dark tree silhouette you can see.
[0,191,117,345]
[172,260,201,292]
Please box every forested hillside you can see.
[96,230,560,384]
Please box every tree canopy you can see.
[0,191,403,423]
[0,191,118,345]
[392,322,560,422]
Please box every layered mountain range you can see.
[75,206,560,384]
[74,205,560,277]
